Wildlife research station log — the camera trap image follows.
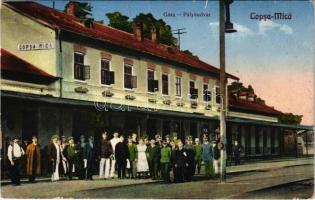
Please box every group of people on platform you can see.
[6,131,238,186]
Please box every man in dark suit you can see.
[232,140,242,166]
[173,140,188,183]
[115,136,129,179]
[64,137,79,180]
[83,136,95,180]
[184,136,195,181]
[147,139,160,180]
[77,135,86,180]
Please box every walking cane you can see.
[52,159,55,180]
[84,159,87,179]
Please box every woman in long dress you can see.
[136,139,149,178]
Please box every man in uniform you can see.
[147,139,160,180]
[64,137,79,180]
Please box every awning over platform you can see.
[1,90,217,120]
[2,90,313,131]
[227,117,313,131]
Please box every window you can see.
[271,128,275,154]
[189,80,198,99]
[101,59,114,85]
[162,74,169,95]
[147,70,158,92]
[74,53,89,81]
[255,128,261,154]
[175,77,182,97]
[215,86,221,104]
[203,84,211,102]
[124,64,136,89]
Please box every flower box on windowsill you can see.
[102,90,114,97]
[176,102,184,107]
[125,94,136,100]
[163,99,171,105]
[191,102,198,109]
[205,104,212,110]
[148,98,157,103]
[74,87,88,94]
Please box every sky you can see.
[40,0,314,125]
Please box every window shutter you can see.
[207,91,211,100]
[190,88,198,99]
[84,65,90,80]
[109,71,115,84]
[194,88,199,98]
[154,80,159,91]
[132,76,137,88]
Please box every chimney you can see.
[133,23,143,41]
[66,1,77,17]
[151,26,158,43]
[239,92,247,100]
[247,93,255,102]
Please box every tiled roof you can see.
[228,92,283,116]
[1,48,55,78]
[3,1,239,80]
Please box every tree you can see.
[64,1,103,26]
[247,85,254,93]
[105,12,177,47]
[133,13,176,47]
[181,50,199,58]
[106,12,133,33]
[228,81,244,91]
[278,113,303,125]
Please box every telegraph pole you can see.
[172,28,187,50]
[219,0,227,182]
[219,0,236,182]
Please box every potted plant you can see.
[148,98,157,103]
[205,104,211,110]
[125,94,136,100]
[102,90,114,97]
[191,101,198,109]
[176,102,184,107]
[74,86,88,94]
[163,99,171,105]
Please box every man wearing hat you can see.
[7,137,25,185]
[78,135,86,179]
[83,136,95,180]
[147,139,160,180]
[99,132,113,179]
[60,135,69,177]
[194,138,202,175]
[64,136,79,180]
[26,136,41,182]
[155,134,162,179]
[110,132,120,178]
[47,134,62,181]
[184,135,195,181]
[165,135,171,147]
[172,132,179,146]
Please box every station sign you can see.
[18,42,54,51]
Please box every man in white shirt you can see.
[7,137,25,186]
[109,132,120,178]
